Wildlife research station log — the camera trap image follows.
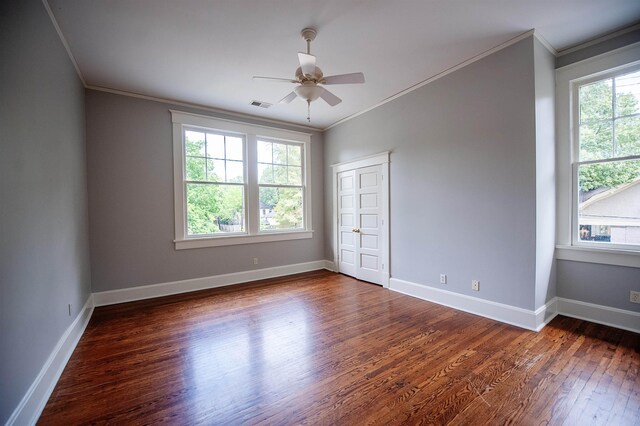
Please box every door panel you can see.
[361,234,378,249]
[359,193,378,208]
[360,214,378,229]
[337,170,357,278]
[337,165,385,285]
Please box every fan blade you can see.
[320,88,342,106]
[279,91,297,104]
[253,76,297,83]
[298,52,316,76]
[322,72,365,85]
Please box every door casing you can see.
[331,152,390,287]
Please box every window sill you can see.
[555,245,640,268]
[175,230,313,250]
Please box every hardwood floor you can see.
[39,271,640,425]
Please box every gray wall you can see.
[557,261,640,312]
[533,39,557,309]
[0,0,92,423]
[324,38,540,310]
[85,90,325,292]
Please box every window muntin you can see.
[184,129,246,236]
[258,140,304,231]
[171,111,312,249]
[575,68,640,249]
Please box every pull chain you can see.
[307,100,311,122]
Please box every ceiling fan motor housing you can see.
[295,66,323,83]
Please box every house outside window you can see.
[171,111,313,249]
[574,67,640,249]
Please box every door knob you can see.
[353,228,361,233]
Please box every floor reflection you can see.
[185,297,310,419]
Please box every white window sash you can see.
[567,60,640,253]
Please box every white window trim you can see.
[171,110,313,249]
[556,42,640,267]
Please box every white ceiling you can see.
[47,0,640,129]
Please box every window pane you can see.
[288,145,301,166]
[226,160,244,183]
[185,131,205,156]
[273,165,288,185]
[258,140,272,163]
[259,163,273,184]
[615,70,640,117]
[186,156,206,181]
[615,116,640,157]
[579,121,613,161]
[288,166,302,185]
[206,133,225,159]
[579,79,612,123]
[206,159,225,182]
[578,159,640,246]
[187,183,245,235]
[226,136,243,161]
[259,187,303,231]
[273,143,287,165]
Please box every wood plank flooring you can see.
[39,271,640,425]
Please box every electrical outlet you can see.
[472,280,480,291]
[253,257,258,265]
[440,274,447,284]
[631,290,640,304]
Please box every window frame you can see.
[570,64,640,252]
[183,128,248,237]
[171,110,313,249]
[555,42,640,267]
[256,137,307,233]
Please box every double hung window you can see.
[573,67,640,249]
[172,111,312,249]
[258,140,304,231]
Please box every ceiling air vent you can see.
[250,100,272,108]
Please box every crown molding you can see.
[533,31,558,56]
[86,85,322,132]
[557,23,640,57]
[323,29,536,131]
[42,0,86,86]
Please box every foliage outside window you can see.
[185,130,245,236]
[575,68,640,248]
[258,140,304,231]
[171,111,312,249]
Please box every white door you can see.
[337,164,387,286]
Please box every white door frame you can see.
[331,152,390,287]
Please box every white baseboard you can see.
[7,295,94,426]
[323,260,336,272]
[388,277,639,334]
[535,298,559,331]
[93,260,329,306]
[389,278,552,331]
[556,297,640,334]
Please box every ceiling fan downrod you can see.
[301,27,317,55]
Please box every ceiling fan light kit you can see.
[253,27,365,122]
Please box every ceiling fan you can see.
[253,28,365,122]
